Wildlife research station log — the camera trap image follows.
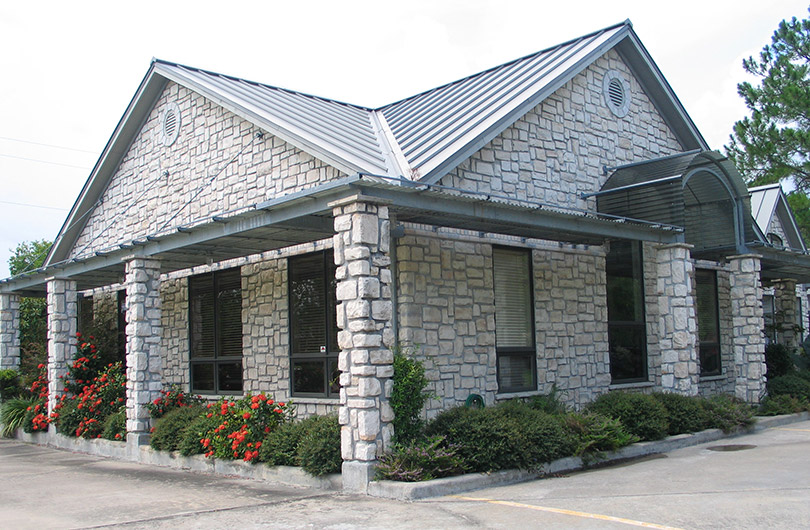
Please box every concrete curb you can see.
[368,412,810,500]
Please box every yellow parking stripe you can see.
[452,495,684,529]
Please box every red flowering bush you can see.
[63,332,107,395]
[198,393,293,463]
[22,363,49,433]
[51,362,126,439]
[146,386,204,419]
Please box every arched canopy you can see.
[594,150,756,259]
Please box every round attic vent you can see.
[159,102,181,146]
[602,70,630,118]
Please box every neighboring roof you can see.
[749,183,807,252]
[45,19,708,269]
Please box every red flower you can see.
[242,412,251,420]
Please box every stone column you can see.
[0,293,21,370]
[655,243,698,395]
[728,254,766,403]
[124,258,162,448]
[47,279,77,413]
[332,197,394,493]
[772,279,799,350]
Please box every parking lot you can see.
[1,420,809,529]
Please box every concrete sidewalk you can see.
[2,419,809,529]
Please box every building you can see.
[2,20,810,491]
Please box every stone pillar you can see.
[124,258,162,448]
[0,293,21,370]
[772,279,799,350]
[656,243,698,395]
[47,279,77,413]
[332,198,394,493]
[728,254,766,403]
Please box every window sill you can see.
[292,397,340,405]
[609,381,655,390]
[699,374,726,382]
[495,390,540,400]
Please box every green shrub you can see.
[391,349,432,444]
[562,412,638,463]
[701,394,755,432]
[177,413,221,456]
[767,374,810,400]
[102,410,126,441]
[0,369,21,402]
[796,370,810,383]
[260,417,313,466]
[1,396,38,437]
[586,392,669,441]
[22,398,48,433]
[146,386,204,420]
[53,399,82,436]
[425,402,573,472]
[150,405,205,451]
[297,415,341,476]
[758,394,810,416]
[525,386,568,415]
[651,392,710,435]
[765,343,795,379]
[376,436,466,482]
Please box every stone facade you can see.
[728,255,766,403]
[441,50,684,211]
[70,82,346,261]
[332,199,394,492]
[0,293,20,369]
[124,258,163,434]
[773,279,800,350]
[46,279,77,413]
[655,244,698,395]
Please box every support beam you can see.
[333,198,394,494]
[728,254,766,403]
[124,258,163,452]
[47,279,77,414]
[655,243,698,395]
[0,293,20,370]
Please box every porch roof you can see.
[1,175,683,296]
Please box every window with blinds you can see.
[493,247,536,392]
[189,268,243,393]
[695,269,721,376]
[289,251,339,397]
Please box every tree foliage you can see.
[7,240,52,379]
[726,10,810,243]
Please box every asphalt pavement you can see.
[1,420,809,529]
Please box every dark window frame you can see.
[493,246,537,393]
[289,250,339,398]
[606,240,648,384]
[695,268,722,376]
[188,268,243,395]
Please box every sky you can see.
[0,0,807,279]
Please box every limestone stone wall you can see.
[396,225,611,413]
[440,49,684,210]
[70,82,346,260]
[0,294,20,370]
[641,241,662,389]
[533,245,611,407]
[160,278,188,388]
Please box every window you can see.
[493,247,536,393]
[763,294,776,344]
[606,240,647,382]
[695,269,721,376]
[189,268,243,394]
[289,251,339,397]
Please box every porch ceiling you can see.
[755,245,810,284]
[1,174,684,297]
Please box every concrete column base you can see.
[126,432,150,461]
[342,461,375,493]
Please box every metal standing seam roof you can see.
[379,23,629,180]
[749,183,781,235]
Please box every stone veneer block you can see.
[728,255,766,403]
[47,279,77,413]
[0,293,21,369]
